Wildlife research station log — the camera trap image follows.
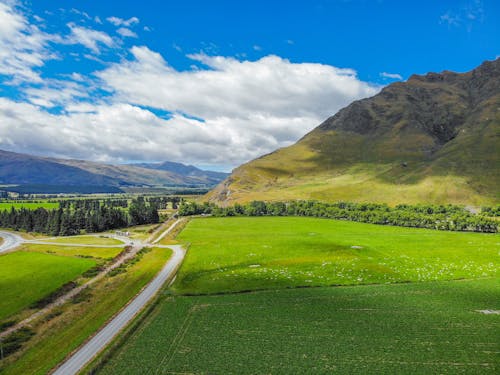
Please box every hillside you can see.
[0,149,227,191]
[208,59,500,206]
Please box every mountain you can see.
[0,149,227,192]
[208,59,500,206]
[0,149,118,187]
[133,161,228,185]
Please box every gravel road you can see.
[52,244,185,375]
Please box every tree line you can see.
[179,200,498,233]
[0,197,159,236]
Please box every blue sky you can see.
[0,0,498,170]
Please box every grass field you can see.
[0,202,59,211]
[0,252,96,321]
[1,247,172,375]
[98,278,500,374]
[172,217,499,294]
[20,244,123,260]
[42,235,124,246]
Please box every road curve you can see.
[0,230,25,253]
[52,245,185,375]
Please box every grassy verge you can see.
[40,235,123,246]
[98,278,500,374]
[0,247,172,375]
[156,218,189,246]
[172,217,499,294]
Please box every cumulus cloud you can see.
[380,72,403,80]
[66,23,115,53]
[98,47,378,121]
[24,79,90,108]
[0,1,56,82]
[106,16,139,27]
[116,27,137,38]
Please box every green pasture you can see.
[21,244,123,260]
[173,217,499,294]
[0,202,59,211]
[0,252,95,321]
[99,278,500,374]
[2,247,172,375]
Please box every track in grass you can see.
[0,251,96,321]
[173,217,499,294]
[98,278,500,374]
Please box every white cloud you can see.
[116,27,137,38]
[0,98,321,165]
[440,0,484,30]
[440,12,460,26]
[106,16,139,27]
[66,23,115,53]
[253,45,262,51]
[24,79,90,108]
[0,1,56,83]
[380,72,402,80]
[0,47,379,167]
[98,47,378,121]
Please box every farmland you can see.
[98,278,500,374]
[0,202,59,211]
[0,251,96,321]
[20,243,124,260]
[1,246,173,375]
[94,216,500,374]
[172,217,499,294]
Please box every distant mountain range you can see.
[0,149,228,193]
[208,58,500,206]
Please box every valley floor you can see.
[95,217,499,374]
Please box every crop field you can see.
[0,251,96,321]
[41,235,124,246]
[20,243,123,260]
[172,217,499,294]
[98,278,500,374]
[2,247,172,375]
[0,202,59,211]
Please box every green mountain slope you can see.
[209,59,500,206]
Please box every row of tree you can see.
[0,197,159,235]
[178,200,498,233]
